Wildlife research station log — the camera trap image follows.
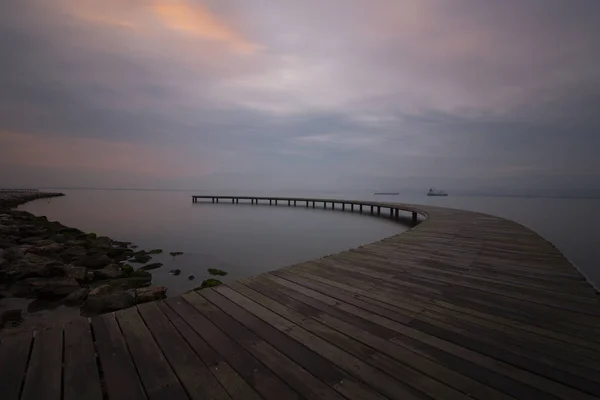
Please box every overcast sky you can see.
[1,0,599,195]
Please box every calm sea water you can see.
[19,189,600,295]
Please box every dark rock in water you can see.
[188,275,195,280]
[134,286,167,304]
[199,278,221,289]
[83,291,135,314]
[139,262,163,271]
[121,264,134,275]
[131,251,152,264]
[60,264,89,282]
[0,309,22,328]
[148,249,163,254]
[19,277,80,298]
[107,247,130,258]
[169,269,181,276]
[131,269,152,278]
[169,251,184,257]
[207,268,228,276]
[64,288,89,305]
[78,254,112,269]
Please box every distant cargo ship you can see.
[373,192,399,195]
[427,188,448,196]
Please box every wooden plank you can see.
[115,306,189,400]
[194,289,347,400]
[156,300,261,400]
[22,327,63,400]
[0,330,33,400]
[166,296,300,400]
[246,276,513,400]
[63,319,103,400]
[92,312,147,400]
[215,283,431,400]
[136,302,231,400]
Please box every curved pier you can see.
[1,196,599,400]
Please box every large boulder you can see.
[93,264,125,280]
[83,290,135,314]
[64,288,89,305]
[60,246,87,261]
[134,286,167,304]
[1,253,64,280]
[27,242,64,256]
[77,254,112,269]
[138,262,163,271]
[60,264,88,282]
[18,277,80,298]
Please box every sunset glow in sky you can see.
[2,0,599,194]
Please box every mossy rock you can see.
[86,232,97,239]
[207,268,228,276]
[169,251,184,257]
[148,249,163,254]
[199,278,221,289]
[121,264,134,275]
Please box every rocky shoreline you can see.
[0,191,167,331]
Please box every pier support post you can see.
[270,199,272,205]
[294,200,297,207]
[359,205,363,213]
[342,203,345,211]
[275,199,278,205]
[377,206,381,216]
[324,202,326,209]
[389,208,393,218]
[236,199,239,204]
[370,205,373,214]
[395,209,399,219]
[288,200,291,206]
[331,202,334,210]
[306,200,309,207]
[232,198,234,204]
[351,204,354,212]
[312,201,315,208]
[216,198,219,203]
[412,212,418,223]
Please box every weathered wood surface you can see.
[2,198,599,399]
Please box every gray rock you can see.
[78,254,112,269]
[3,253,64,280]
[92,276,151,291]
[21,277,80,298]
[138,262,163,271]
[28,242,65,256]
[83,291,135,314]
[51,234,67,243]
[134,286,167,304]
[0,309,22,327]
[169,269,181,276]
[64,288,89,305]
[61,246,87,261]
[61,265,88,282]
[94,266,124,279]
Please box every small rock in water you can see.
[207,268,228,276]
[169,269,181,276]
[139,262,163,271]
[169,251,184,257]
[188,275,195,280]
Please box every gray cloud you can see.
[1,0,599,195]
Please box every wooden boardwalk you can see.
[2,196,600,400]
